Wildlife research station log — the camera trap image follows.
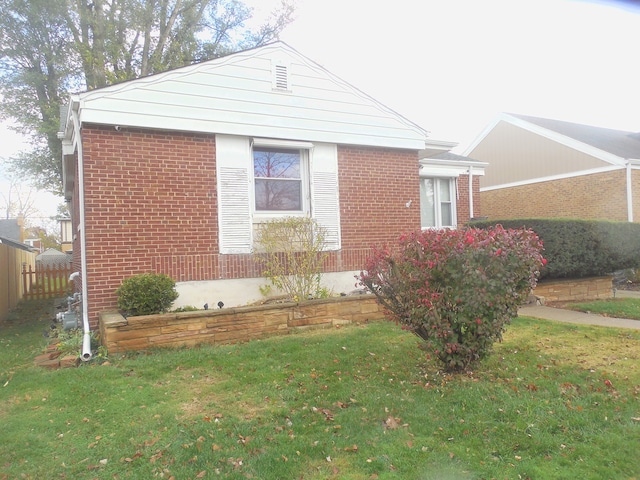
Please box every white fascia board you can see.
[420,157,488,169]
[420,163,485,178]
[480,165,623,192]
[420,165,467,177]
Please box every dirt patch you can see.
[171,371,269,422]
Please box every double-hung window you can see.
[253,147,305,212]
[420,177,456,229]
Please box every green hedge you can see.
[469,218,640,280]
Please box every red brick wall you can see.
[80,125,218,327]
[76,128,423,327]
[335,146,421,270]
[455,174,482,225]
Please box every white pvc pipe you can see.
[626,160,633,222]
[468,166,474,219]
[71,99,92,362]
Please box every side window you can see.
[420,177,456,229]
[253,147,307,213]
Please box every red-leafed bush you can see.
[358,226,545,372]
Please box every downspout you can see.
[70,99,92,361]
[626,160,633,222]
[468,166,474,220]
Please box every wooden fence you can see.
[1,243,37,322]
[22,264,73,300]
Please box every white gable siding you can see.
[76,43,426,150]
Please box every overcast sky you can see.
[2,0,639,219]
[268,0,640,150]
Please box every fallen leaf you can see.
[384,416,400,430]
[196,471,206,478]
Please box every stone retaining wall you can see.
[532,276,613,302]
[100,295,385,354]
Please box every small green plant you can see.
[116,273,179,316]
[254,216,329,301]
[258,283,273,298]
[172,305,201,313]
[359,226,545,372]
[53,328,84,357]
[50,327,105,362]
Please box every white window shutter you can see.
[216,135,252,254]
[310,143,341,250]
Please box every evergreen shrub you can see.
[116,273,179,316]
[470,218,640,279]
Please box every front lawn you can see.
[566,297,640,320]
[1,303,639,479]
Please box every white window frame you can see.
[251,138,313,221]
[420,176,457,229]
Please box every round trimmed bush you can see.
[116,273,179,316]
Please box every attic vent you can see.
[272,61,290,91]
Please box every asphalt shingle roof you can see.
[510,113,640,160]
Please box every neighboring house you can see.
[59,42,481,329]
[464,113,640,222]
[59,218,73,253]
[0,218,23,243]
[23,238,43,254]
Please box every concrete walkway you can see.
[518,289,640,330]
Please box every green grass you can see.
[566,297,640,320]
[1,300,640,479]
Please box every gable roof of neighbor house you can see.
[508,113,640,160]
[463,113,640,190]
[0,219,21,242]
[0,236,33,252]
[464,113,640,166]
[36,248,71,266]
[60,41,431,153]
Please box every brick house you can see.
[59,42,483,330]
[464,113,640,222]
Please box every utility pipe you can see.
[70,98,92,361]
[626,160,633,222]
[468,166,474,219]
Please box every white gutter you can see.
[626,159,633,222]
[70,98,92,361]
[468,166,474,219]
